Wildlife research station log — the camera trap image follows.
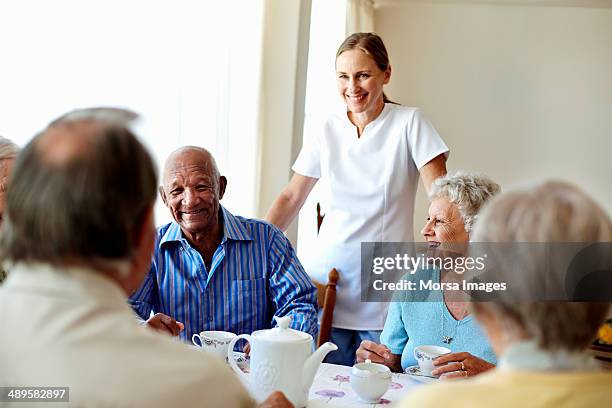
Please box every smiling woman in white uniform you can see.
[266,32,449,365]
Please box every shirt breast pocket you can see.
[231,278,268,333]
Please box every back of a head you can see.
[474,180,612,243]
[0,108,158,265]
[471,181,612,350]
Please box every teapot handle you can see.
[228,334,251,382]
[191,333,202,348]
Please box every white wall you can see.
[375,0,612,239]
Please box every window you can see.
[296,0,346,255]
[0,0,263,225]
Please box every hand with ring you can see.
[431,352,495,379]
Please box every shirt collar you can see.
[220,206,252,242]
[5,262,128,308]
[342,102,390,128]
[159,205,252,249]
[498,339,599,372]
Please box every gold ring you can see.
[460,361,466,371]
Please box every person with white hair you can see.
[0,136,19,283]
[356,172,501,378]
[399,180,612,407]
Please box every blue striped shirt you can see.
[129,206,318,342]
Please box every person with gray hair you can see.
[0,108,290,408]
[357,171,500,378]
[399,181,612,407]
[428,171,501,233]
[129,146,318,342]
[0,136,19,283]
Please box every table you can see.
[229,352,435,407]
[307,363,435,407]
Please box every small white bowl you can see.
[350,359,392,403]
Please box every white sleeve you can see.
[407,109,450,170]
[291,122,322,179]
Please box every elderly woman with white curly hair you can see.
[399,180,612,407]
[356,171,500,377]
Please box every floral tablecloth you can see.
[307,363,433,407]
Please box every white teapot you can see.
[227,316,337,407]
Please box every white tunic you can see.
[293,104,449,330]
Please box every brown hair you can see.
[336,32,398,105]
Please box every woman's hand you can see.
[431,352,494,379]
[356,340,403,372]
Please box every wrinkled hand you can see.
[432,352,494,379]
[356,340,402,372]
[145,313,184,336]
[356,340,390,363]
[256,391,294,408]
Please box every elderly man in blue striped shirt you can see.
[129,146,318,342]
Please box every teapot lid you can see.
[252,316,311,342]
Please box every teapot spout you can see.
[302,342,338,391]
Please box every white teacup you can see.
[192,330,237,361]
[350,359,392,403]
[413,345,451,376]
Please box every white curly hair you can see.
[428,171,501,233]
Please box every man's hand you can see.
[256,391,294,408]
[356,340,403,372]
[145,313,184,336]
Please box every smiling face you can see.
[160,149,226,239]
[335,49,390,119]
[421,197,470,245]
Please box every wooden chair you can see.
[313,268,339,347]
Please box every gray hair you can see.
[163,146,221,182]
[0,136,19,196]
[0,107,157,266]
[0,136,19,162]
[429,171,501,233]
[471,181,612,351]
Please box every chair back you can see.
[313,268,339,347]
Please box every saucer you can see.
[404,365,438,383]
